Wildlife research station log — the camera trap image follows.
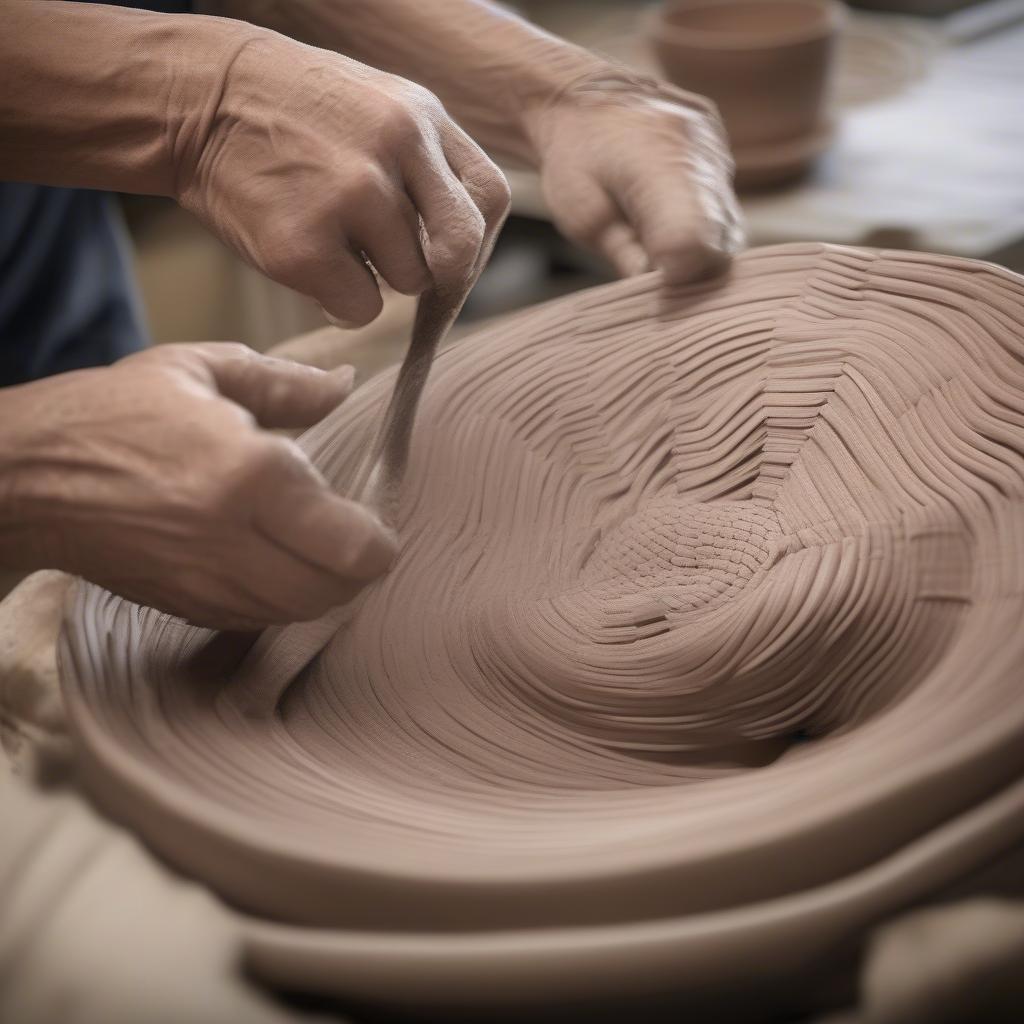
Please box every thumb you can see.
[194,344,356,428]
[252,441,398,584]
[544,169,649,278]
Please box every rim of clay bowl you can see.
[734,114,837,169]
[732,117,836,190]
[649,0,845,50]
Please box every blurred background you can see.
[121,0,1024,369]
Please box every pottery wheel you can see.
[60,243,1024,1013]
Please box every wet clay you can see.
[59,243,1024,1011]
[225,280,471,713]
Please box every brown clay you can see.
[59,243,1024,1013]
[649,0,843,187]
[225,278,476,711]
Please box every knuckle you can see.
[379,96,422,144]
[661,81,721,129]
[477,169,512,224]
[205,341,252,363]
[454,147,510,226]
[437,205,486,266]
[227,437,295,503]
[398,80,443,117]
[260,221,318,284]
[342,164,387,206]
[251,434,298,472]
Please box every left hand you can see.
[524,69,744,283]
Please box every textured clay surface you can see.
[60,243,1024,1011]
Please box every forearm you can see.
[207,0,605,166]
[0,1,253,195]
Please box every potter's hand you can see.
[1,4,509,323]
[174,30,510,324]
[0,344,396,630]
[524,70,744,283]
[187,2,737,284]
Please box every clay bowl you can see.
[648,0,844,188]
[61,243,1024,1017]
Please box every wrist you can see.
[161,16,272,202]
[221,0,609,167]
[497,39,608,167]
[0,379,82,575]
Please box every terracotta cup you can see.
[648,0,844,185]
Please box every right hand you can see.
[175,25,511,324]
[0,343,396,630]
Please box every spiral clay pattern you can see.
[61,243,1024,1012]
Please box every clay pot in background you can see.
[648,0,844,189]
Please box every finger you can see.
[260,221,384,327]
[137,543,355,628]
[718,186,747,257]
[685,120,747,262]
[194,344,356,428]
[604,92,741,283]
[599,222,651,278]
[612,162,725,284]
[544,169,649,278]
[349,185,431,297]
[689,102,747,258]
[251,441,397,584]
[439,127,511,280]
[215,534,374,624]
[402,137,487,288]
